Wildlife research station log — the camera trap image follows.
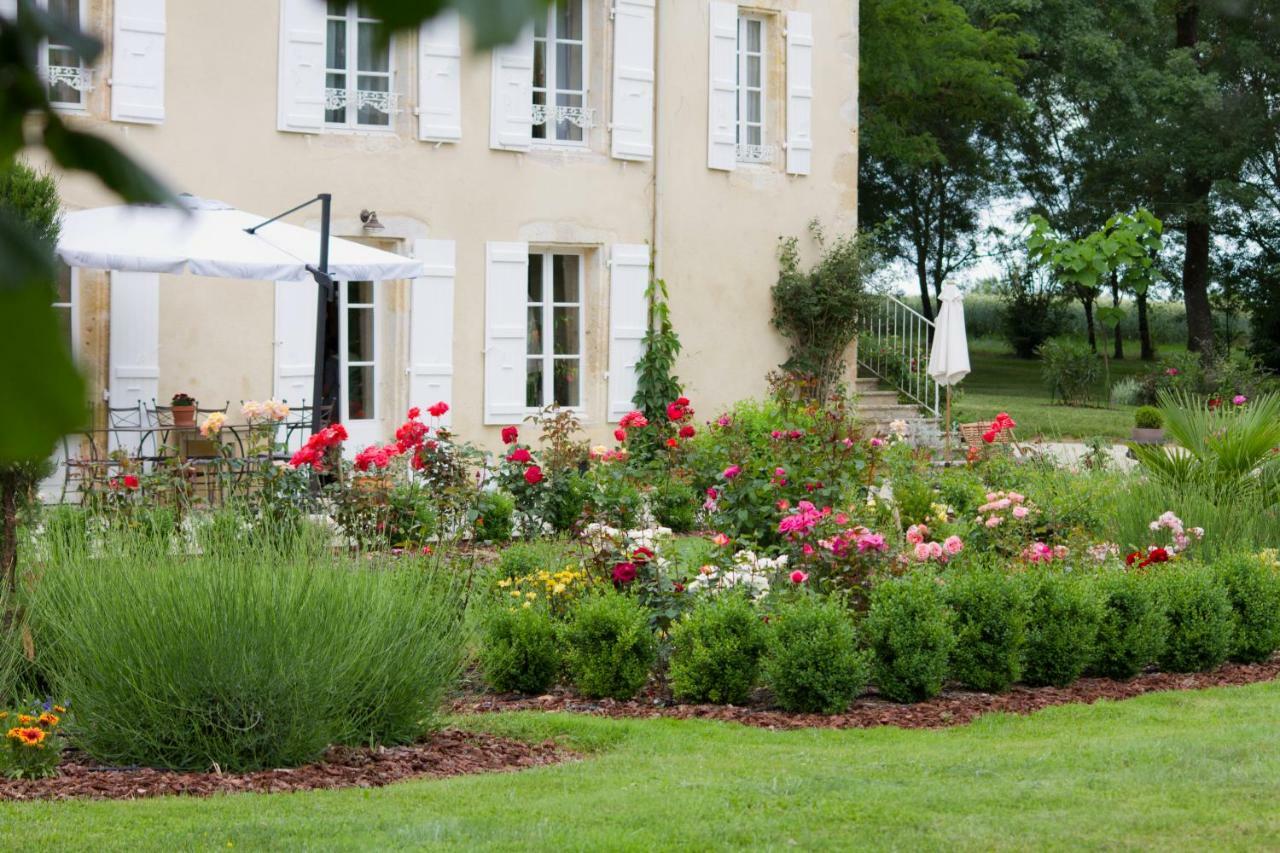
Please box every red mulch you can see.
[454,658,1280,731]
[0,728,570,802]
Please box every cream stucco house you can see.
[42,0,858,452]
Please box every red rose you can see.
[1125,551,1141,566]
[407,407,421,419]
[508,447,532,464]
[666,403,685,421]
[679,425,695,439]
[614,428,627,442]
[524,465,543,485]
[428,401,449,418]
[673,582,685,593]
[632,546,655,563]
[666,438,679,448]
[676,396,690,407]
[1138,547,1169,568]
[501,426,519,444]
[611,562,637,584]
[982,430,998,443]
[123,474,140,490]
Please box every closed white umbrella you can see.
[57,195,423,282]
[926,284,970,458]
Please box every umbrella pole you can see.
[310,193,333,436]
[944,386,952,463]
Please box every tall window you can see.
[43,0,92,108]
[735,14,769,163]
[532,0,589,144]
[52,263,74,353]
[325,1,394,129]
[526,252,583,409]
[343,281,377,420]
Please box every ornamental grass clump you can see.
[763,596,870,714]
[946,569,1028,693]
[668,592,769,705]
[561,592,656,700]
[1155,565,1235,673]
[863,573,954,703]
[28,533,469,772]
[1089,569,1168,680]
[1020,572,1103,687]
[1214,553,1280,664]
[478,603,561,695]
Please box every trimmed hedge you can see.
[764,596,871,714]
[669,592,769,705]
[1156,567,1235,673]
[864,573,955,703]
[1090,570,1167,680]
[1215,554,1280,664]
[562,592,657,700]
[1021,572,1103,688]
[947,570,1028,693]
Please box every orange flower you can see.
[53,705,67,714]
[16,714,35,725]
[38,712,60,727]
[6,726,46,747]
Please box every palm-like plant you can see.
[1130,391,1280,506]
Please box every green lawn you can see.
[952,348,1158,440]
[7,681,1280,850]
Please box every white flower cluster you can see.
[686,549,784,599]
[581,523,674,553]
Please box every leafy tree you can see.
[631,276,682,460]
[859,0,1029,322]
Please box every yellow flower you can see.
[510,590,522,598]
[521,601,532,609]
[525,591,537,600]
[37,712,59,727]
[53,705,67,714]
[553,582,567,595]
[497,578,511,588]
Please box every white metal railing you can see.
[857,293,941,418]
[531,103,595,129]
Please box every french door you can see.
[338,280,381,452]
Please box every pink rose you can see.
[985,516,1003,528]
[906,526,925,545]
[790,570,808,584]
[913,542,932,562]
[943,535,964,555]
[927,541,944,559]
[712,533,730,547]
[870,437,885,448]
[723,465,741,480]
[1012,506,1029,519]
[1233,394,1248,405]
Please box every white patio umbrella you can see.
[926,283,971,458]
[56,194,424,431]
[57,195,422,282]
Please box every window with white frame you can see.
[42,0,93,108]
[526,252,583,408]
[736,13,771,164]
[343,281,377,420]
[532,0,591,144]
[52,262,75,353]
[325,1,395,129]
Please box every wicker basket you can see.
[959,422,1015,446]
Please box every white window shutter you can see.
[484,241,529,424]
[273,280,318,405]
[111,0,166,124]
[785,11,814,176]
[277,0,326,133]
[707,2,737,171]
[410,239,456,425]
[489,25,533,151]
[109,272,160,415]
[417,11,462,142]
[607,244,650,422]
[610,0,655,161]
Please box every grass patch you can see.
[953,348,1160,440]
[6,681,1280,849]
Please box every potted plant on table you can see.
[171,392,197,427]
[1131,406,1164,444]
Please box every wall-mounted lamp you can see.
[359,209,385,232]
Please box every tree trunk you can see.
[1,482,16,596]
[1081,292,1097,353]
[915,247,934,322]
[1182,211,1215,356]
[1137,290,1155,360]
[1111,271,1124,360]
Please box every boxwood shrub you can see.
[1214,553,1280,663]
[1021,572,1104,687]
[1089,569,1167,680]
[864,573,955,703]
[478,603,560,695]
[1156,566,1235,673]
[668,592,769,704]
[562,592,656,700]
[764,596,870,714]
[946,569,1028,693]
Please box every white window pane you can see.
[527,254,544,302]
[357,21,389,72]
[327,19,346,68]
[747,55,761,89]
[533,40,547,89]
[552,307,580,355]
[747,92,761,123]
[553,359,580,407]
[348,310,374,363]
[747,19,762,52]
[348,365,374,419]
[747,124,762,145]
[552,255,579,302]
[557,0,584,41]
[527,306,543,356]
[526,358,544,408]
[556,43,583,91]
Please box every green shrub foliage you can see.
[947,569,1028,693]
[1040,337,1101,406]
[478,604,561,695]
[1090,570,1168,679]
[864,573,955,703]
[668,593,769,704]
[763,596,871,714]
[1214,554,1280,664]
[1021,572,1104,687]
[562,592,657,700]
[650,477,699,533]
[1133,406,1164,430]
[29,539,468,772]
[1156,567,1235,673]
[474,490,515,543]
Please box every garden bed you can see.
[0,729,571,802]
[455,657,1280,731]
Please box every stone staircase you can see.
[854,376,938,435]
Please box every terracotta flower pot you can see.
[1131,427,1164,445]
[172,405,196,427]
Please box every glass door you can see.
[339,280,380,452]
